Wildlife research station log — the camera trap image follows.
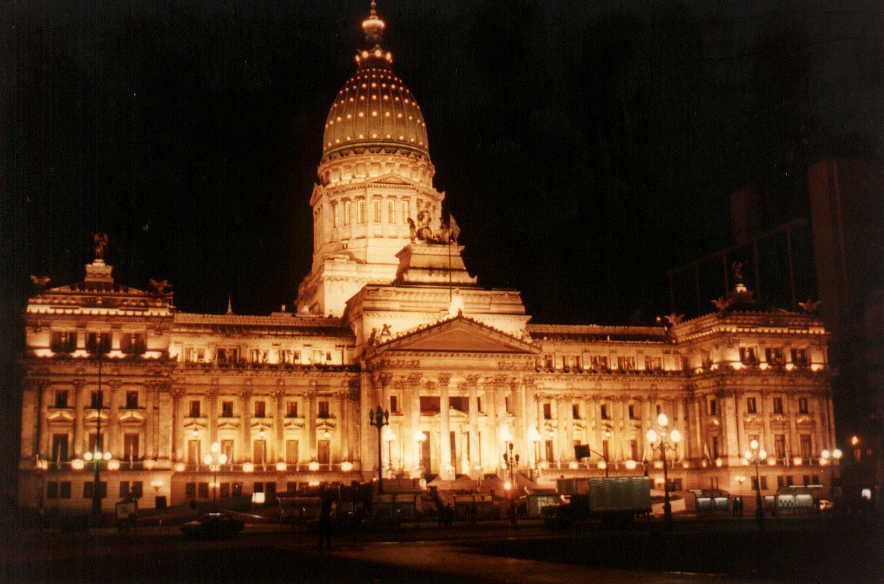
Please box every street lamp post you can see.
[203,442,228,507]
[647,412,682,531]
[369,405,389,493]
[743,439,767,528]
[502,442,520,526]
[820,447,843,506]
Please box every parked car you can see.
[180,512,244,538]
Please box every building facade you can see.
[18,5,838,512]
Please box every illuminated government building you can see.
[18,4,838,512]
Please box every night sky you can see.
[0,1,881,476]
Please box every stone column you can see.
[171,389,184,462]
[240,390,251,463]
[107,382,120,457]
[468,378,479,475]
[439,375,451,479]
[37,383,49,459]
[486,384,497,470]
[73,381,85,456]
[307,385,316,463]
[144,383,155,460]
[722,392,740,464]
[208,386,218,445]
[273,390,284,463]
[359,370,371,475]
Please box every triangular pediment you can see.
[368,315,539,356]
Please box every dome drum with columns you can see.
[300,1,446,317]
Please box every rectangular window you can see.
[400,200,408,224]
[120,481,130,499]
[332,202,339,228]
[387,199,395,224]
[125,391,138,409]
[773,397,784,414]
[739,347,757,365]
[449,396,468,413]
[222,401,234,418]
[317,440,330,464]
[121,333,146,355]
[185,482,196,498]
[761,476,768,490]
[221,440,234,464]
[253,440,267,465]
[802,475,810,486]
[572,403,580,420]
[232,482,243,497]
[188,440,201,465]
[318,401,330,418]
[253,482,264,493]
[420,396,440,414]
[617,356,636,371]
[123,433,139,460]
[47,482,58,499]
[285,440,299,465]
[602,440,610,460]
[83,481,106,499]
[60,481,71,499]
[50,331,77,353]
[765,347,785,365]
[628,404,638,420]
[708,398,718,416]
[54,390,69,408]
[709,477,719,490]
[254,401,266,418]
[189,401,201,417]
[668,478,683,492]
[600,404,610,420]
[390,395,399,413]
[786,476,793,486]
[799,434,812,459]
[791,348,809,367]
[344,200,352,225]
[86,332,111,355]
[746,397,757,414]
[645,356,663,371]
[544,439,555,462]
[777,475,785,488]
[775,435,786,459]
[90,391,104,410]
[798,398,808,414]
[543,403,552,420]
[286,401,298,418]
[51,434,69,462]
[712,437,720,459]
[88,433,104,453]
[373,199,381,223]
[220,483,230,498]
[630,439,639,461]
[357,199,366,224]
[198,483,209,499]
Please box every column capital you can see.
[437,373,452,388]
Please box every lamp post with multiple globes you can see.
[819,447,843,506]
[743,439,767,527]
[646,413,682,531]
[502,442,520,526]
[203,442,228,507]
[369,405,389,493]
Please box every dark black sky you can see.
[2,0,880,326]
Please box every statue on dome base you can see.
[408,210,460,245]
[93,232,109,260]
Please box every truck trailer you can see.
[542,476,651,527]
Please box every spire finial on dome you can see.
[362,0,386,46]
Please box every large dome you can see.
[320,2,429,163]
